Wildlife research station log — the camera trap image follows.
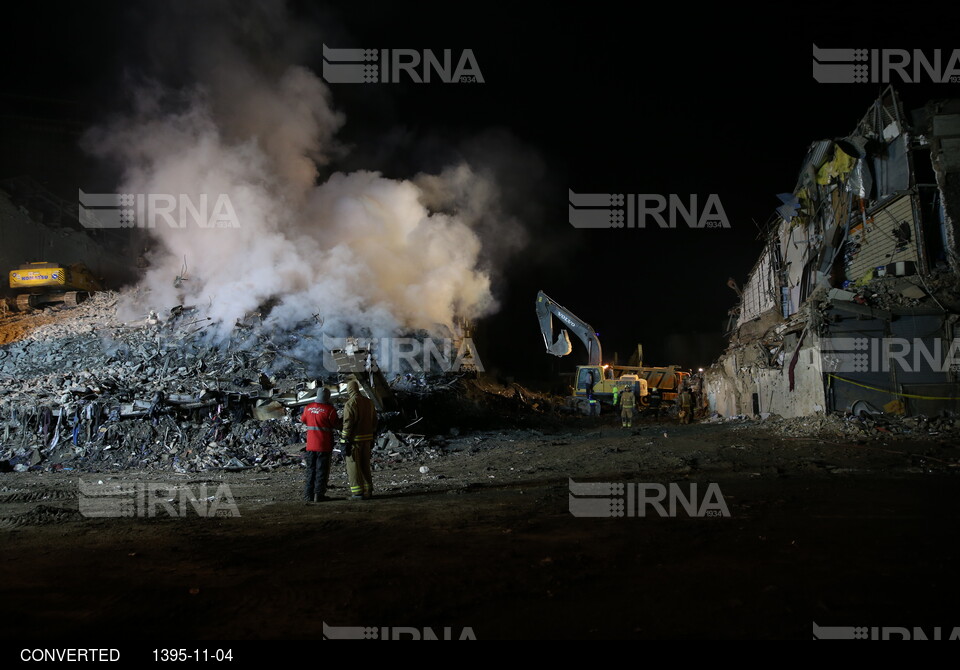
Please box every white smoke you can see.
[86,20,510,346]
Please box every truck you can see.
[9,262,102,311]
[535,290,689,414]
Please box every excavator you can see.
[536,290,688,414]
[9,262,102,311]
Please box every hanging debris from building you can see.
[707,87,960,419]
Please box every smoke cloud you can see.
[85,1,520,354]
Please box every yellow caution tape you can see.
[827,374,960,400]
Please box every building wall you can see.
[0,190,137,298]
[736,244,777,329]
[705,335,825,419]
[708,90,960,420]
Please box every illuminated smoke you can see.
[84,3,517,348]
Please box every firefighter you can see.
[301,387,338,503]
[612,384,620,407]
[340,379,377,500]
[620,383,636,428]
[679,386,693,425]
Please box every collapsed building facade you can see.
[707,88,960,419]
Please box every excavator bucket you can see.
[547,329,574,357]
[536,290,601,364]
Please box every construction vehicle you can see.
[536,290,689,414]
[9,262,102,311]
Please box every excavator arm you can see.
[535,291,602,366]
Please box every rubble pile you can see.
[391,374,563,434]
[833,268,960,311]
[374,430,443,465]
[722,411,960,440]
[0,292,329,473]
[0,291,563,473]
[850,277,929,309]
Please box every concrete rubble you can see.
[0,292,557,473]
[709,411,960,441]
[374,430,444,466]
[0,292,319,472]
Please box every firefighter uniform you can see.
[620,386,636,428]
[301,387,338,502]
[341,380,377,500]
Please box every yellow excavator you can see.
[9,262,102,311]
[536,290,688,414]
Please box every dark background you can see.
[2,2,957,382]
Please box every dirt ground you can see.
[2,412,959,641]
[0,303,66,346]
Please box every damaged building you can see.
[707,87,960,419]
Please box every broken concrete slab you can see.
[899,284,926,300]
[827,288,856,302]
[252,400,285,421]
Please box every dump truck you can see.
[536,290,689,414]
[9,262,103,311]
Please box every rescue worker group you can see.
[609,384,694,429]
[300,380,376,503]
[301,380,696,502]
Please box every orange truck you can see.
[536,290,689,413]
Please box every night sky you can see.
[2,2,958,381]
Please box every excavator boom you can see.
[535,290,602,366]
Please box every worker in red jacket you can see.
[301,387,339,502]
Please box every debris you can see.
[252,401,285,421]
[827,289,855,302]
[224,457,248,470]
[724,410,959,442]
[705,90,960,422]
[0,290,561,473]
[899,284,926,300]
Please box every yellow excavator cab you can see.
[9,261,102,311]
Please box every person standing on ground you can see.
[679,387,693,425]
[301,387,338,503]
[620,383,636,428]
[341,379,377,500]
